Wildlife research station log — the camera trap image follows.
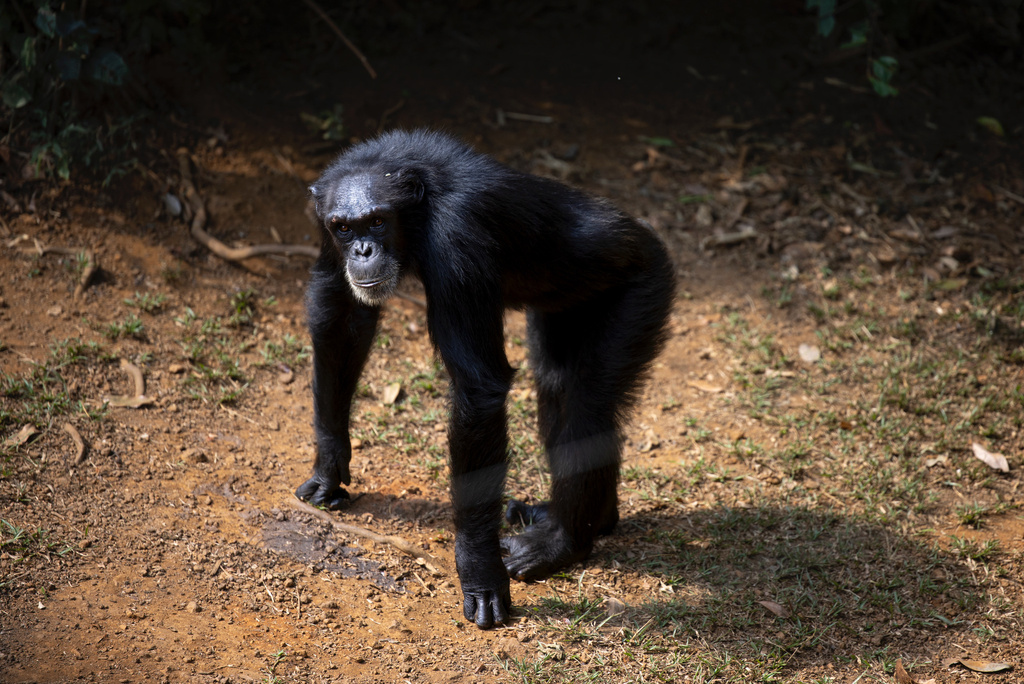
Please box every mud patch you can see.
[261,516,405,592]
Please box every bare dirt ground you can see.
[2,3,1024,683]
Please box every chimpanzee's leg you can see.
[503,263,673,581]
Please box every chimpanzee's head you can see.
[310,167,423,306]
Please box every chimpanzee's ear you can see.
[308,184,324,217]
[389,168,425,204]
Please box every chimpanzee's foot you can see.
[505,499,550,527]
[502,497,619,580]
[501,519,588,581]
[505,499,619,536]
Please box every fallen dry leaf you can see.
[3,424,38,448]
[786,394,812,409]
[972,442,1010,473]
[934,277,968,291]
[604,597,626,616]
[757,600,789,618]
[959,660,1012,673]
[277,364,294,384]
[381,382,402,405]
[888,226,922,243]
[944,657,1012,673]
[688,380,723,393]
[798,344,820,363]
[873,245,898,264]
[924,455,948,468]
[697,313,722,325]
[637,437,659,453]
[781,240,824,260]
[537,641,565,661]
[894,659,916,684]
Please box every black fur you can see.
[297,130,675,628]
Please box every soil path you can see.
[2,4,1023,683]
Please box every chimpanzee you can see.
[297,129,675,629]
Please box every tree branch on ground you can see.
[289,497,444,576]
[177,150,320,266]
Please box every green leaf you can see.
[841,21,868,49]
[934,278,968,292]
[868,56,899,97]
[678,194,710,204]
[2,81,32,109]
[976,117,1005,137]
[640,136,675,148]
[55,53,82,81]
[35,7,57,38]
[868,77,899,97]
[874,56,899,73]
[56,156,71,181]
[807,0,836,37]
[55,12,88,38]
[84,48,128,85]
[817,15,835,37]
[16,35,38,71]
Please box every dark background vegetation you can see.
[2,0,1022,189]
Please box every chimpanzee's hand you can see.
[459,559,511,629]
[505,499,550,527]
[295,475,350,509]
[295,436,352,509]
[456,536,511,629]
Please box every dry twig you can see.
[377,99,406,133]
[177,150,320,264]
[104,359,154,408]
[300,0,377,79]
[63,423,87,465]
[33,245,97,299]
[992,184,1024,206]
[502,111,554,124]
[700,225,758,251]
[289,497,443,576]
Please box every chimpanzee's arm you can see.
[429,285,516,629]
[296,261,380,509]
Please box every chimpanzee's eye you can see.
[371,217,384,227]
[331,218,349,232]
